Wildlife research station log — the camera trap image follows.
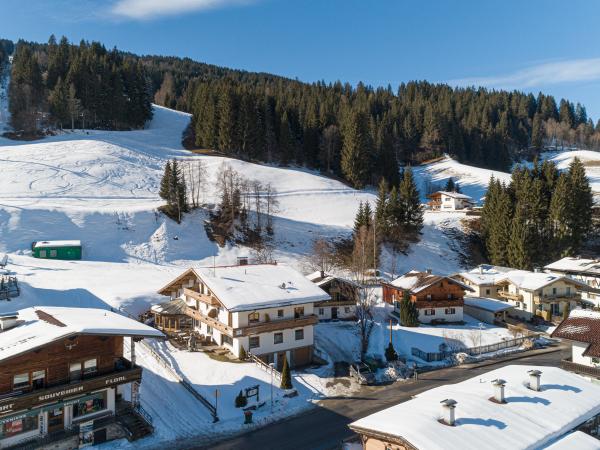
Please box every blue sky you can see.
[3,0,600,119]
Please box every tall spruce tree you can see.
[398,168,423,233]
[341,110,370,188]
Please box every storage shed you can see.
[464,297,514,324]
[32,240,82,260]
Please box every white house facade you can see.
[428,191,475,211]
[545,257,600,308]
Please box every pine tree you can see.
[445,178,455,192]
[238,346,247,360]
[507,206,533,269]
[353,201,365,235]
[159,161,172,201]
[375,179,389,233]
[567,157,593,253]
[398,168,423,233]
[235,390,247,408]
[400,291,419,327]
[549,173,571,258]
[280,356,292,389]
[341,110,370,188]
[385,341,398,361]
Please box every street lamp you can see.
[269,362,274,413]
[478,322,484,355]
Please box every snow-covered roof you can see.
[172,264,330,312]
[497,271,588,291]
[33,240,81,248]
[464,297,514,313]
[305,271,361,289]
[456,265,514,286]
[433,191,474,200]
[545,257,600,277]
[390,270,473,294]
[0,306,164,362]
[551,309,600,357]
[151,298,189,315]
[349,365,600,450]
[543,431,600,450]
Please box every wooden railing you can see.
[235,314,319,337]
[533,293,580,304]
[248,352,282,381]
[498,290,523,301]
[184,306,234,336]
[560,359,600,378]
[183,288,220,306]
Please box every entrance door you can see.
[331,307,338,319]
[551,303,560,316]
[48,407,64,433]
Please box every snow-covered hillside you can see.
[541,149,600,196]
[414,156,511,204]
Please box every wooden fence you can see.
[412,334,539,363]
[248,352,282,381]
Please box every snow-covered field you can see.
[540,149,600,197]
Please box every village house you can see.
[494,271,587,322]
[427,191,475,211]
[0,307,163,449]
[552,309,600,379]
[347,365,600,450]
[545,256,600,308]
[452,264,513,299]
[157,263,330,370]
[382,270,473,324]
[305,271,359,320]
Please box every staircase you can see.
[116,402,154,441]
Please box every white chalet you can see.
[427,191,475,211]
[158,263,330,369]
[545,256,600,308]
[349,365,600,450]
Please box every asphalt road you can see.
[193,345,568,450]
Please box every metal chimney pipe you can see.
[491,379,506,403]
[440,399,457,426]
[528,370,542,391]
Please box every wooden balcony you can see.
[560,359,600,378]
[533,293,580,304]
[184,306,233,336]
[183,288,220,306]
[498,290,523,301]
[234,315,319,337]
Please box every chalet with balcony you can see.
[157,263,330,370]
[382,270,473,323]
[494,271,587,321]
[545,256,600,308]
[452,264,513,299]
[0,307,163,449]
[552,309,600,379]
[427,191,475,211]
[306,271,359,320]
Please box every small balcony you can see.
[234,314,319,337]
[560,358,600,378]
[498,290,523,301]
[533,293,581,304]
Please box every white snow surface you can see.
[350,365,600,450]
[33,240,81,248]
[543,431,600,450]
[464,297,514,312]
[191,264,329,311]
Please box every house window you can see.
[552,287,557,295]
[50,249,57,257]
[445,308,456,314]
[295,329,304,340]
[424,309,435,316]
[318,308,324,315]
[1,415,38,438]
[294,307,304,319]
[515,302,521,309]
[345,307,351,313]
[248,312,259,323]
[249,336,260,349]
[485,289,491,295]
[31,370,45,389]
[12,373,29,390]
[426,294,432,301]
[83,359,97,377]
[592,357,600,365]
[277,309,284,318]
[222,334,233,346]
[207,325,212,334]
[73,391,107,419]
[274,332,283,344]
[70,362,82,382]
[39,250,47,258]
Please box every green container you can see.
[32,241,82,260]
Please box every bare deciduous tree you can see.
[306,238,336,276]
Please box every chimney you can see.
[533,267,541,273]
[426,268,432,275]
[237,256,248,266]
[0,312,19,331]
[479,265,483,274]
[491,379,506,403]
[528,370,542,391]
[440,399,457,426]
[320,270,325,279]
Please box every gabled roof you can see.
[455,265,514,286]
[390,270,474,294]
[0,306,164,362]
[349,365,600,450]
[305,271,361,289]
[161,264,330,312]
[33,240,81,248]
[429,191,474,200]
[496,271,589,291]
[551,309,600,357]
[544,257,600,277]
